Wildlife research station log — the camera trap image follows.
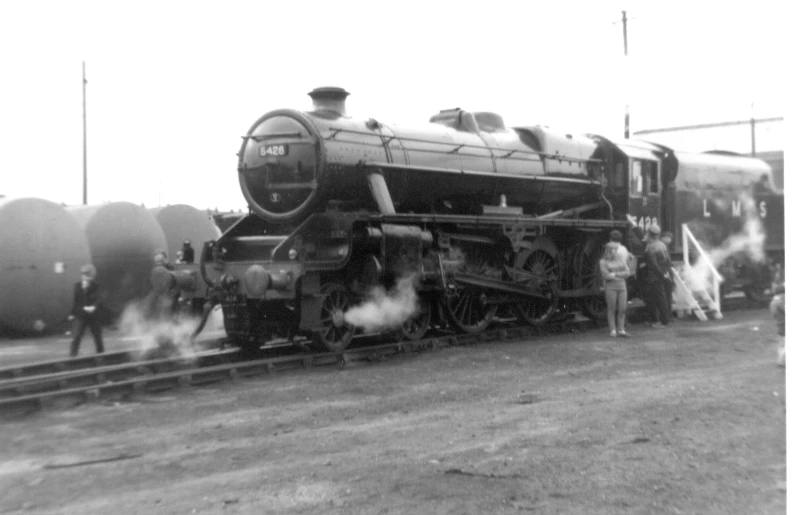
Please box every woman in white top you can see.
[600,242,632,337]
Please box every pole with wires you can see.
[622,11,630,139]
[82,61,88,205]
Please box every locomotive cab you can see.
[591,137,676,246]
[613,140,667,235]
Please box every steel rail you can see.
[0,348,242,395]
[0,339,224,381]
[0,320,593,415]
[0,295,759,416]
[0,350,137,381]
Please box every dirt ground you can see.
[0,309,227,367]
[0,308,786,515]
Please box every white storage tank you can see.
[68,202,168,318]
[149,204,221,262]
[0,198,92,334]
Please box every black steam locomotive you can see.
[162,87,783,352]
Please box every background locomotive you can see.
[160,87,783,352]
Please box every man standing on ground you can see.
[181,240,195,264]
[660,231,676,315]
[770,263,785,366]
[151,250,181,321]
[69,264,105,357]
[643,225,672,327]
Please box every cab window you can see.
[631,161,643,194]
[614,161,626,188]
[630,159,660,195]
[643,160,659,194]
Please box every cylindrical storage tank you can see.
[68,202,168,318]
[149,204,221,261]
[0,198,92,335]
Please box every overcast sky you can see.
[0,0,788,211]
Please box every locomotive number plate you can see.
[260,144,289,157]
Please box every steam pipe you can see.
[199,240,217,288]
[366,168,396,215]
[190,302,216,342]
[600,190,614,219]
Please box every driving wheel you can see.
[577,240,608,321]
[511,249,559,326]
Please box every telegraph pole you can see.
[82,61,88,205]
[622,10,630,139]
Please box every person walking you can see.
[151,249,181,321]
[600,241,631,337]
[69,264,105,357]
[643,225,672,327]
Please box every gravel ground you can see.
[0,307,786,515]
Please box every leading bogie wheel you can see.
[401,297,432,341]
[311,283,356,352]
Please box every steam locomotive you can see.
[159,87,783,352]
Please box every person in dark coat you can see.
[151,250,180,320]
[181,240,195,264]
[69,264,105,357]
[770,263,785,367]
[643,225,672,327]
[660,231,676,315]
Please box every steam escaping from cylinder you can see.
[682,195,767,293]
[118,299,200,361]
[343,275,418,332]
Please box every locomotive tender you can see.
[162,87,783,352]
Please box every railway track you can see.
[0,315,597,416]
[0,295,766,417]
[0,348,241,398]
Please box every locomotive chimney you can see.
[308,86,350,116]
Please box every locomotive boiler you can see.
[165,87,782,352]
[238,87,605,223]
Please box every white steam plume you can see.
[343,275,418,332]
[683,195,767,293]
[119,298,200,361]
